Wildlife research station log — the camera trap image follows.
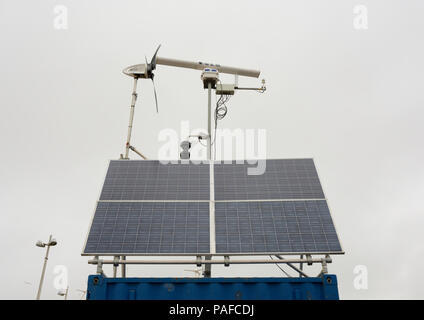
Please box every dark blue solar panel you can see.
[214,200,342,254]
[84,158,342,256]
[100,160,210,201]
[83,201,210,255]
[214,159,325,200]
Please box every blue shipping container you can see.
[86,275,339,300]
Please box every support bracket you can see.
[224,256,230,267]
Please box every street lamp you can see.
[35,235,57,300]
[57,286,69,300]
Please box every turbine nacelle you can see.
[123,63,149,78]
[123,44,161,79]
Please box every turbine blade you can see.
[152,78,158,113]
[145,55,149,77]
[151,44,161,70]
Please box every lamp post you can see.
[58,286,69,300]
[35,235,57,300]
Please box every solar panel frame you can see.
[99,160,210,201]
[213,199,343,255]
[83,201,210,256]
[214,159,325,201]
[82,160,213,256]
[82,158,344,256]
[211,159,343,255]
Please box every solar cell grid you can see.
[83,158,343,256]
[100,160,210,201]
[84,201,210,255]
[214,200,342,254]
[214,159,325,200]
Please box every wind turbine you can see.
[121,45,161,159]
[120,45,265,161]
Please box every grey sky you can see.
[0,0,423,299]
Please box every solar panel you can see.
[100,160,210,201]
[212,159,342,255]
[83,158,343,256]
[214,159,324,200]
[214,200,342,254]
[84,201,210,255]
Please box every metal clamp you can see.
[306,254,313,266]
[320,258,328,275]
[95,257,104,275]
[113,256,120,267]
[196,256,202,267]
[224,256,230,267]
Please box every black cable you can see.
[211,80,231,146]
[269,255,292,277]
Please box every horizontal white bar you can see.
[156,57,260,78]
[97,198,327,203]
[97,199,210,203]
[89,257,331,265]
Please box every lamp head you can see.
[57,289,66,296]
[36,241,45,248]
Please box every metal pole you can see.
[64,286,69,300]
[207,82,212,160]
[275,255,309,278]
[113,265,117,278]
[300,254,304,277]
[203,256,211,277]
[89,256,331,265]
[36,235,52,300]
[156,56,261,78]
[124,77,138,159]
[113,256,118,278]
[203,82,212,278]
[129,145,147,159]
[121,256,126,277]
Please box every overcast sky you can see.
[1,0,423,300]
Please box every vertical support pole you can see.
[320,258,328,276]
[121,256,126,278]
[124,77,139,159]
[36,235,52,300]
[207,82,212,160]
[113,256,119,278]
[300,254,304,277]
[204,82,213,278]
[96,258,104,275]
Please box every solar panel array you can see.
[214,159,324,200]
[214,200,341,254]
[84,160,211,255]
[213,159,341,255]
[85,202,210,254]
[83,159,343,256]
[100,160,210,201]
